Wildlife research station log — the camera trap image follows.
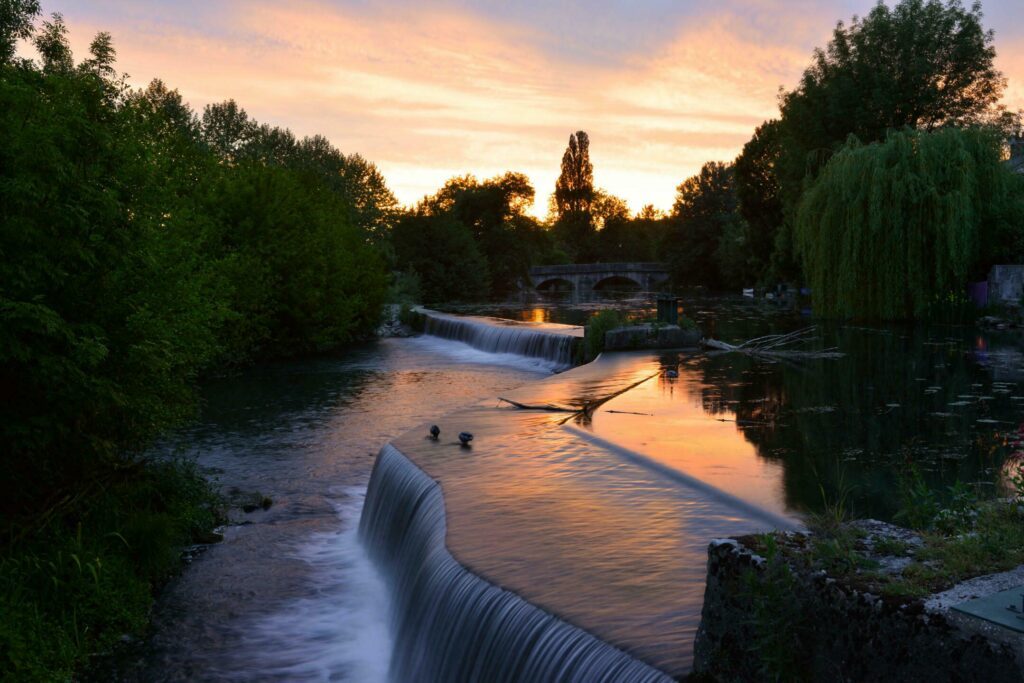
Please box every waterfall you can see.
[421,311,579,371]
[359,445,671,683]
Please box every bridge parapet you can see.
[529,262,668,276]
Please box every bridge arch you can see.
[527,263,669,294]
[535,277,575,292]
[593,275,642,291]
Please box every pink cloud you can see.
[46,0,1024,216]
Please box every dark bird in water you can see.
[458,432,473,446]
[665,369,679,378]
[429,425,440,439]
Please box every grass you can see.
[762,476,1024,602]
[0,459,222,682]
[582,309,629,361]
[582,310,699,362]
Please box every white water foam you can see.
[242,486,392,682]
[406,334,563,374]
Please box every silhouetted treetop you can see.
[554,130,594,222]
[0,0,40,63]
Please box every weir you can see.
[358,340,800,678]
[421,309,582,371]
[359,445,670,682]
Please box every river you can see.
[126,336,545,681]
[126,294,1023,680]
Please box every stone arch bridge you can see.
[527,263,670,293]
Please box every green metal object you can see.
[656,294,679,326]
[951,585,1024,633]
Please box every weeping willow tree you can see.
[796,128,1022,319]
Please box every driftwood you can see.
[499,372,660,426]
[497,397,575,412]
[702,326,844,359]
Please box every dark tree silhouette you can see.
[553,131,596,259]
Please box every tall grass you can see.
[0,460,221,681]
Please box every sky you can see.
[41,0,1024,217]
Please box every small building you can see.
[1008,135,1024,174]
[989,265,1024,307]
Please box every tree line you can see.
[1,5,396,677]
[394,2,1024,317]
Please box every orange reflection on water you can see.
[525,307,549,323]
[589,362,789,520]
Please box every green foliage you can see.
[740,534,809,682]
[388,270,422,305]
[0,0,41,64]
[894,465,943,530]
[553,131,596,259]
[796,127,1023,319]
[777,0,1010,213]
[1,15,391,680]
[729,0,1013,287]
[210,161,387,359]
[664,162,750,289]
[391,213,490,303]
[0,48,225,516]
[394,172,558,300]
[594,204,669,263]
[0,461,220,681]
[583,309,628,361]
[734,120,788,283]
[895,466,980,535]
[421,173,538,296]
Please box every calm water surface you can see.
[467,294,1024,519]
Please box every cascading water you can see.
[359,445,671,683]
[421,310,580,371]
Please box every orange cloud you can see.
[52,0,1024,217]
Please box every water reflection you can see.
[471,295,1023,521]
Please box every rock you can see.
[693,530,1024,682]
[376,303,416,338]
[194,530,224,544]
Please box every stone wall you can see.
[603,324,701,351]
[693,534,1024,682]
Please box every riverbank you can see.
[0,460,222,681]
[694,515,1024,681]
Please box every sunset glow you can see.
[46,0,1024,217]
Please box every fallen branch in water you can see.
[497,397,575,412]
[702,326,844,359]
[498,373,660,426]
[605,410,653,416]
[558,372,660,426]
